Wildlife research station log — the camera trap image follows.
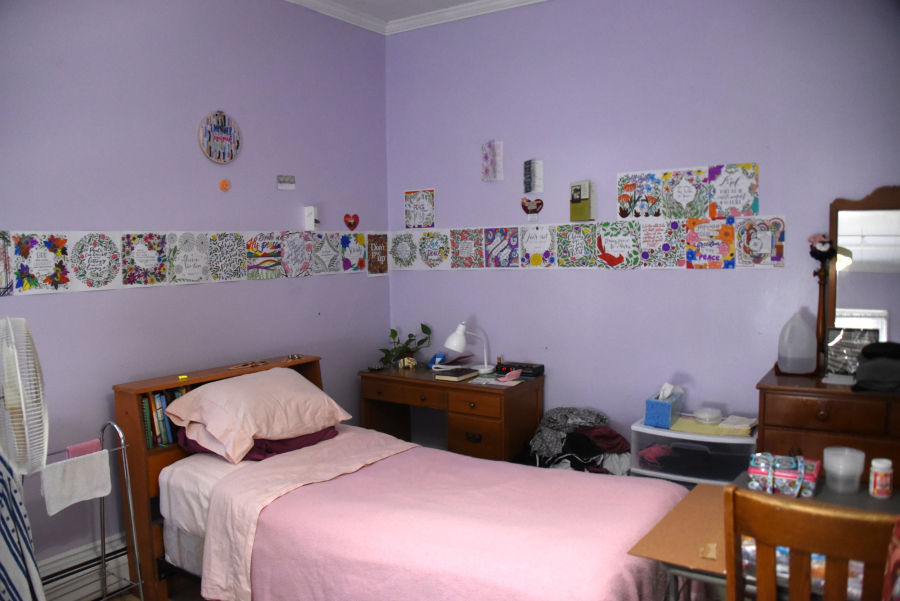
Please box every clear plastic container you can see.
[823,446,865,493]
[777,313,817,374]
[694,408,722,425]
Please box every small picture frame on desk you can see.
[826,327,879,375]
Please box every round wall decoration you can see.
[199,111,241,164]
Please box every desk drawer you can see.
[448,391,501,418]
[360,379,403,403]
[403,386,448,410]
[763,393,887,436]
[449,414,502,460]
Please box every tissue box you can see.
[644,392,683,429]
[747,457,821,498]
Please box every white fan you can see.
[0,317,48,476]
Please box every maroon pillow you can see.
[176,426,338,460]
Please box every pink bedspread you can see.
[249,443,687,601]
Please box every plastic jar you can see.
[869,458,893,499]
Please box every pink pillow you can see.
[165,368,351,464]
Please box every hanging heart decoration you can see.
[521,198,543,214]
[344,214,359,231]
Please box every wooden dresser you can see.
[756,367,900,467]
[359,368,544,461]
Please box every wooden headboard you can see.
[113,354,323,601]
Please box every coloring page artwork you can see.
[556,224,597,268]
[640,220,686,269]
[484,227,519,268]
[659,168,709,219]
[209,232,247,282]
[167,232,210,285]
[366,233,388,276]
[685,217,735,269]
[404,190,435,229]
[246,232,283,280]
[481,140,503,181]
[736,216,785,267]
[122,233,167,286]
[415,229,451,270]
[389,232,417,270]
[341,233,367,273]
[10,232,71,294]
[312,232,342,275]
[0,231,11,296]
[616,171,663,219]
[280,231,314,278]
[519,225,556,268]
[597,221,641,270]
[709,163,759,219]
[69,232,122,291]
[450,229,485,269]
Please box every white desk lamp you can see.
[443,322,495,375]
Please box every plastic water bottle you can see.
[777,313,816,374]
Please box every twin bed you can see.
[115,355,687,601]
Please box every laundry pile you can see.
[527,407,631,475]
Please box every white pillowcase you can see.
[165,367,351,464]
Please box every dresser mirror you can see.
[827,186,900,342]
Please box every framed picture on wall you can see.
[826,327,879,375]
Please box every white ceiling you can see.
[838,210,900,273]
[284,0,549,35]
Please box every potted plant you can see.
[378,324,431,366]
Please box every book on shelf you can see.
[160,393,174,444]
[141,397,154,449]
[152,392,167,445]
[434,368,479,382]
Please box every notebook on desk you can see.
[434,368,478,382]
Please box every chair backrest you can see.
[723,484,895,601]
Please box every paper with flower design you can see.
[121,233,168,286]
[556,224,597,268]
[9,232,72,294]
[209,232,247,282]
[0,232,11,297]
[484,227,519,268]
[616,171,663,219]
[246,232,283,280]
[709,163,759,219]
[389,232,417,270]
[366,233,388,276]
[415,229,451,270]
[481,140,503,181]
[659,168,710,218]
[597,221,641,270]
[341,233,367,273]
[450,229,485,269]
[281,231,315,278]
[68,232,123,291]
[167,232,210,285]
[640,220,686,269]
[519,225,556,268]
[735,217,785,267]
[312,232,342,275]
[404,190,435,229]
[685,218,735,269]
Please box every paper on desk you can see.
[699,543,717,560]
[468,376,522,387]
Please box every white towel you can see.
[40,450,111,516]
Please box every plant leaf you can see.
[421,323,432,335]
[390,329,398,340]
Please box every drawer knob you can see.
[376,389,382,395]
[465,432,482,444]
[420,395,428,402]
[817,409,829,421]
[469,402,476,409]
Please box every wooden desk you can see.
[359,368,543,461]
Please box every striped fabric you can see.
[0,454,45,601]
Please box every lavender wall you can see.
[0,0,388,559]
[385,1,900,435]
[836,270,900,341]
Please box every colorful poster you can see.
[709,163,759,219]
[404,190,435,229]
[122,233,167,286]
[167,232,210,285]
[736,217,785,267]
[685,218,735,269]
[450,228,485,269]
[640,220,686,269]
[312,232,342,275]
[484,227,519,268]
[246,232,283,280]
[341,233,367,273]
[389,232,417,270]
[10,232,71,294]
[366,233,388,276]
[280,231,314,278]
[209,232,247,282]
[69,232,122,291]
[0,231,11,296]
[415,229,451,270]
[519,225,556,268]
[616,171,663,219]
[659,168,709,218]
[597,221,641,270]
[556,224,597,268]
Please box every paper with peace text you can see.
[167,232,211,285]
[735,216,785,267]
[404,190,435,229]
[685,218,735,269]
[519,225,556,268]
[640,220,686,269]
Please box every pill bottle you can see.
[869,458,893,499]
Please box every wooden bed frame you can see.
[113,354,324,601]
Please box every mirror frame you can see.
[827,185,900,328]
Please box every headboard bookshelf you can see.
[112,354,323,601]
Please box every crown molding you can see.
[283,0,388,35]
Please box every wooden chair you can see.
[724,484,895,601]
